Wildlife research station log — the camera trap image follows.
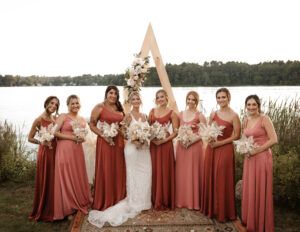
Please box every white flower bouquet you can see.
[98,121,119,145]
[150,121,170,140]
[36,123,57,149]
[123,53,150,103]
[71,120,89,140]
[234,135,258,155]
[127,119,151,148]
[176,125,195,148]
[199,122,225,142]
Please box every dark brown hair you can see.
[104,85,124,114]
[44,96,60,115]
[245,94,261,113]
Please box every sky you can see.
[0,0,299,76]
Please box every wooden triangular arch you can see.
[139,23,179,113]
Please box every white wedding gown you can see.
[88,116,152,228]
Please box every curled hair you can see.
[44,96,60,115]
[66,94,80,105]
[186,91,199,108]
[155,89,168,104]
[216,87,231,102]
[245,94,261,113]
[104,85,124,114]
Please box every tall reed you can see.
[0,120,35,182]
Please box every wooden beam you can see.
[140,23,179,113]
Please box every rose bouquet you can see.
[98,121,119,145]
[36,123,57,148]
[199,122,225,142]
[234,135,258,156]
[71,119,89,140]
[176,125,195,148]
[150,121,170,140]
[127,119,151,148]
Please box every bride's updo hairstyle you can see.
[128,91,142,104]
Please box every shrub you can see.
[0,121,36,182]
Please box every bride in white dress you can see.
[88,92,152,228]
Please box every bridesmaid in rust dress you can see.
[175,91,206,210]
[53,95,92,220]
[90,86,126,211]
[148,89,179,210]
[28,96,60,221]
[241,95,277,232]
[201,88,241,222]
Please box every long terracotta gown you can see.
[201,113,236,222]
[242,116,274,232]
[53,116,92,220]
[149,109,175,210]
[176,111,204,209]
[92,106,126,211]
[29,118,55,221]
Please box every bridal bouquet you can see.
[71,120,89,140]
[176,125,195,148]
[150,121,170,140]
[199,122,225,142]
[98,121,119,145]
[123,53,150,103]
[127,119,151,147]
[36,123,57,148]
[234,135,258,155]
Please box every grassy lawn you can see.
[0,180,70,232]
[0,180,299,232]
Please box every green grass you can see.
[0,180,70,232]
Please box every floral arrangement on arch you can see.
[123,52,150,103]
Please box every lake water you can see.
[0,86,299,137]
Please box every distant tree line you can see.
[1,60,300,87]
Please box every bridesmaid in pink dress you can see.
[201,88,241,222]
[53,95,92,220]
[28,96,59,221]
[241,95,277,232]
[148,89,179,210]
[90,86,126,211]
[175,91,206,209]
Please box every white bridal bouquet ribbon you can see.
[150,121,170,140]
[98,121,119,145]
[70,120,89,140]
[199,122,225,142]
[126,119,151,148]
[36,123,57,148]
[234,135,258,156]
[176,125,195,148]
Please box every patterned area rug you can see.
[73,208,238,232]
